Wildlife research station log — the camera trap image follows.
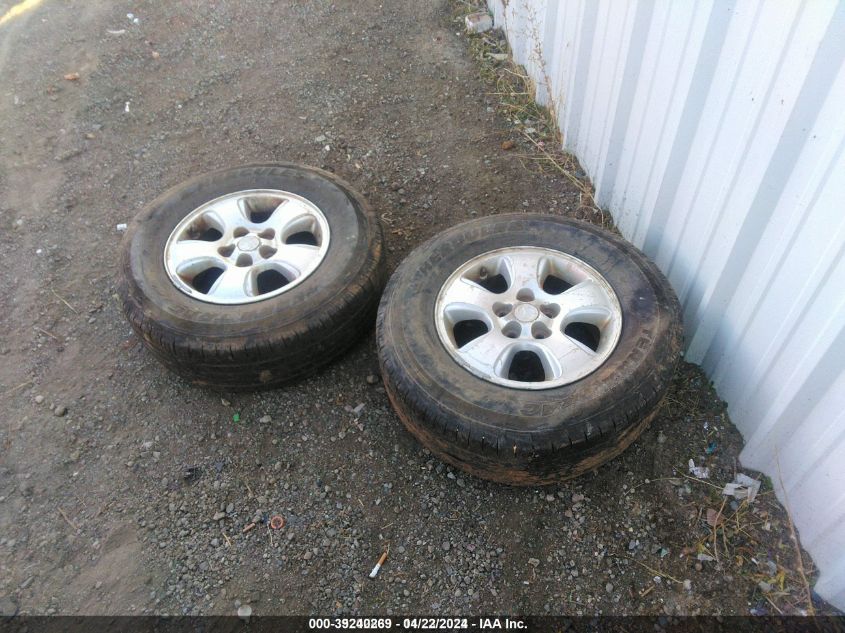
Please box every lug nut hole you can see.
[531,322,552,339]
[492,302,513,318]
[516,288,534,302]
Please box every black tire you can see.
[118,163,385,391]
[376,214,682,485]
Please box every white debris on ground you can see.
[722,473,762,503]
[464,11,493,33]
[688,458,710,479]
[344,402,365,417]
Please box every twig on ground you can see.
[626,477,684,494]
[764,594,785,615]
[35,327,59,341]
[626,556,682,585]
[93,501,111,519]
[711,496,727,562]
[59,507,79,531]
[681,473,724,491]
[3,380,33,398]
[51,288,78,314]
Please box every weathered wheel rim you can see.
[434,246,623,389]
[163,189,330,304]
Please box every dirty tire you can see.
[118,163,385,391]
[376,214,682,485]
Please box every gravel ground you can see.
[0,0,834,617]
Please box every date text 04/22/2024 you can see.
[404,619,526,630]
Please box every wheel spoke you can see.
[439,277,500,312]
[169,239,223,266]
[207,266,255,300]
[267,199,318,234]
[533,335,597,380]
[557,279,613,324]
[272,243,322,277]
[504,253,543,294]
[205,195,249,230]
[454,332,514,378]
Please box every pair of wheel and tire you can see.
[119,163,682,485]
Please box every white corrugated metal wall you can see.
[487,0,845,609]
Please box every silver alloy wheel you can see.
[434,247,623,389]
[163,189,330,304]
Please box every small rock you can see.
[758,581,772,593]
[259,415,272,424]
[683,579,692,591]
[501,140,514,150]
[544,494,555,502]
[34,395,44,404]
[528,558,540,567]
[237,604,252,621]
[366,374,379,385]
[441,541,451,552]
[657,431,667,444]
[572,493,585,503]
[226,503,234,514]
[605,583,614,594]
[212,511,226,521]
[53,405,67,417]
[314,135,327,144]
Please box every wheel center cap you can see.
[237,235,260,252]
[514,303,539,323]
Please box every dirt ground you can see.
[0,0,835,617]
